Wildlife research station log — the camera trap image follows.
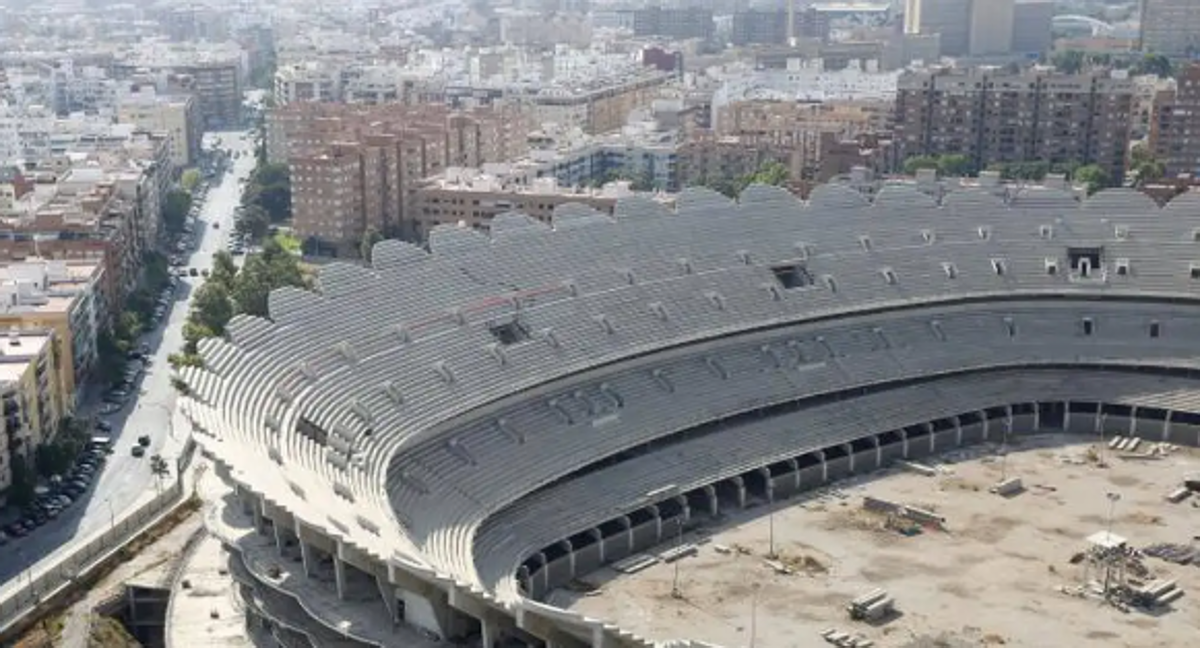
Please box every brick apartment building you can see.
[269,103,529,248]
[894,66,1134,180]
[1150,64,1200,179]
[716,99,891,178]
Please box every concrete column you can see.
[872,436,882,469]
[1034,403,1041,432]
[676,494,691,524]
[538,552,549,595]
[649,505,662,541]
[843,443,854,473]
[981,410,990,442]
[250,497,264,533]
[1064,401,1071,431]
[334,556,347,601]
[564,539,576,579]
[758,467,773,502]
[481,617,499,648]
[731,475,747,508]
[272,520,286,557]
[298,540,316,578]
[589,528,604,564]
[954,416,963,447]
[376,573,399,624]
[899,429,910,458]
[1164,410,1174,442]
[1129,407,1138,436]
[703,485,718,517]
[818,450,828,483]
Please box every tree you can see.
[1053,50,1085,74]
[1130,143,1166,186]
[7,455,35,507]
[936,154,972,177]
[360,228,384,263]
[180,168,202,193]
[244,163,292,222]
[190,282,234,336]
[748,161,789,186]
[235,204,271,241]
[903,155,941,175]
[162,189,192,234]
[182,321,215,355]
[231,247,307,318]
[1133,53,1173,79]
[1074,164,1111,195]
[209,251,239,291]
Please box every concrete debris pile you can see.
[1142,543,1197,566]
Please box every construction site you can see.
[553,434,1200,648]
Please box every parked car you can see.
[188,268,199,277]
[137,435,151,447]
[95,420,113,433]
[131,446,146,458]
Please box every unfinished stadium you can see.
[178,183,1200,648]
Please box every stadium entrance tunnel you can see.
[513,400,1200,603]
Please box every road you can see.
[0,129,258,587]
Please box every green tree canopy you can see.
[360,228,384,263]
[209,251,239,291]
[1073,164,1111,195]
[231,244,307,318]
[162,189,192,233]
[1132,53,1173,78]
[235,204,271,242]
[181,168,202,193]
[902,155,941,175]
[936,154,972,177]
[190,281,234,335]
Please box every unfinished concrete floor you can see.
[554,435,1200,648]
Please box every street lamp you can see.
[767,502,777,559]
[670,516,684,599]
[1105,491,1122,539]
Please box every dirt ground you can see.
[555,435,1200,648]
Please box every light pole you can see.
[767,503,776,559]
[671,516,683,599]
[749,583,761,648]
[1105,491,1121,539]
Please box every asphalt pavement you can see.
[0,130,258,587]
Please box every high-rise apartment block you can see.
[894,66,1134,180]
[631,7,714,41]
[905,0,1052,57]
[729,8,830,46]
[268,103,529,247]
[1149,64,1200,177]
[1140,0,1200,58]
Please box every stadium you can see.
[179,183,1200,648]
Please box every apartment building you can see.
[0,259,103,402]
[273,103,529,247]
[1140,0,1200,58]
[730,8,830,46]
[527,71,675,136]
[0,329,67,498]
[676,134,801,189]
[117,87,200,171]
[413,172,628,235]
[904,0,973,56]
[0,164,155,312]
[631,7,714,41]
[1149,64,1200,177]
[894,66,1134,180]
[112,43,245,128]
[716,99,891,176]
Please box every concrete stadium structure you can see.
[180,183,1200,648]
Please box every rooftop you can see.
[0,331,50,383]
